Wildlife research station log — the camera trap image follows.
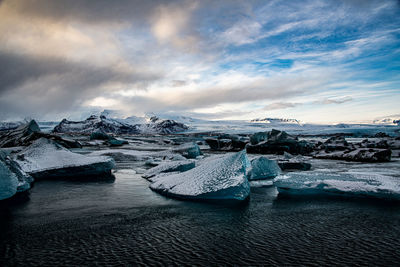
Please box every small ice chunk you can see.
[149,150,251,201]
[249,156,281,180]
[274,171,400,200]
[143,160,195,178]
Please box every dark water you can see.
[1,169,400,266]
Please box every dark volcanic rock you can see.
[374,132,390,138]
[0,120,81,149]
[148,119,189,134]
[205,134,248,151]
[278,161,312,171]
[246,129,313,155]
[359,139,390,149]
[314,148,391,162]
[0,120,40,147]
[323,136,351,151]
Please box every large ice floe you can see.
[149,151,251,201]
[14,138,115,179]
[274,171,400,200]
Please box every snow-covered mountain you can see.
[53,114,188,135]
[373,116,400,125]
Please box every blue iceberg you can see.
[149,151,251,201]
[249,156,281,180]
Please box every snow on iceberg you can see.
[249,156,281,180]
[149,150,251,201]
[143,160,195,179]
[14,138,115,179]
[274,171,400,200]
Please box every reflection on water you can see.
[1,169,400,266]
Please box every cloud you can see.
[314,96,353,105]
[171,80,188,87]
[263,102,301,110]
[150,1,198,50]
[0,51,162,119]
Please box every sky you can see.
[0,0,399,124]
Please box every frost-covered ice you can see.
[14,138,115,179]
[149,150,251,201]
[143,160,195,178]
[274,171,400,200]
[249,156,281,180]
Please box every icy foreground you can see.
[149,151,251,201]
[14,138,115,179]
[274,171,400,200]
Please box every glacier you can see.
[274,171,400,200]
[149,150,251,201]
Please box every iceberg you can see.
[143,160,195,179]
[274,171,400,200]
[149,151,251,201]
[0,149,33,200]
[171,142,202,159]
[0,153,19,200]
[249,156,281,180]
[14,138,115,179]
